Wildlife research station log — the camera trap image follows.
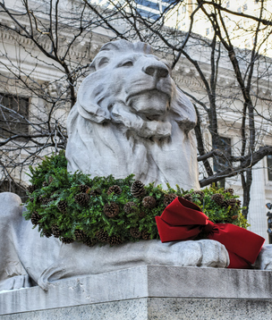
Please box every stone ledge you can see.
[1,266,272,315]
[1,298,272,320]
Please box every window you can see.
[267,155,272,181]
[226,1,230,8]
[237,7,241,13]
[206,28,210,36]
[243,3,247,11]
[213,137,231,188]
[182,5,186,13]
[0,93,29,140]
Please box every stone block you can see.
[1,266,272,319]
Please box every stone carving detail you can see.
[253,245,272,270]
[66,40,200,190]
[0,192,229,292]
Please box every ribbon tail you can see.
[227,251,251,269]
[208,223,265,268]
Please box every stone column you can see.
[248,160,268,242]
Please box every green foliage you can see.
[24,151,249,246]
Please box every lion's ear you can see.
[171,86,197,133]
[76,73,111,123]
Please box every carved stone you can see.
[253,245,272,270]
[66,40,200,190]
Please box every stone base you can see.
[1,266,272,319]
[1,298,272,320]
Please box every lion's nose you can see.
[143,62,169,78]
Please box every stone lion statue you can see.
[0,41,270,293]
[66,40,199,190]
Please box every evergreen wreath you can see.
[24,151,249,247]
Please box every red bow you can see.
[155,197,265,269]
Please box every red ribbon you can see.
[155,197,265,269]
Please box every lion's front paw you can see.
[161,239,229,268]
[253,245,272,270]
[197,239,230,267]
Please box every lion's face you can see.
[92,51,173,121]
[76,41,196,138]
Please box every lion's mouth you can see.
[127,89,170,119]
[127,89,170,102]
[140,114,161,121]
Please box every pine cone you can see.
[51,224,61,238]
[222,200,229,208]
[27,185,36,193]
[42,181,49,187]
[193,191,205,200]
[43,230,52,238]
[95,230,109,243]
[229,198,238,208]
[109,235,123,245]
[74,229,87,241]
[224,188,234,195]
[182,194,193,202]
[107,185,122,195]
[82,237,97,247]
[236,199,241,207]
[139,211,146,218]
[130,227,141,238]
[31,211,41,225]
[231,215,238,220]
[142,230,151,240]
[79,184,90,193]
[61,237,74,244]
[104,202,119,218]
[163,193,177,207]
[131,180,146,198]
[142,196,156,209]
[57,200,68,213]
[124,202,137,214]
[75,193,90,206]
[211,193,224,205]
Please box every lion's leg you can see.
[37,239,229,291]
[0,192,32,291]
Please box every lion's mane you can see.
[66,40,200,189]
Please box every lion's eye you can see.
[119,60,133,67]
[97,57,109,68]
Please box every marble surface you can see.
[1,297,272,320]
[1,266,272,316]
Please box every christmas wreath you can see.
[24,151,249,247]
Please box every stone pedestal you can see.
[1,266,272,319]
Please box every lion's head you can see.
[66,40,199,190]
[70,40,196,139]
